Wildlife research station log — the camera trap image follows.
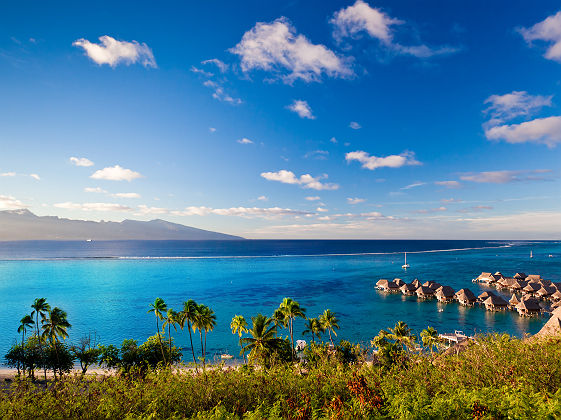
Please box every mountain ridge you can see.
[0,209,244,240]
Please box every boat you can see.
[86,239,93,242]
[530,250,533,259]
[402,252,410,269]
[220,354,233,360]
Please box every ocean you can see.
[1,240,559,362]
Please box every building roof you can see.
[400,283,416,292]
[376,279,389,287]
[455,288,477,301]
[533,307,561,340]
[477,272,492,280]
[416,286,435,296]
[516,298,541,312]
[478,291,496,300]
[509,294,520,305]
[483,295,508,307]
[523,282,541,292]
[514,272,527,279]
[436,285,455,297]
[393,278,405,286]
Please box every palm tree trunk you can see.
[156,318,167,364]
[168,324,172,358]
[21,331,26,378]
[204,330,208,368]
[289,319,295,362]
[199,331,204,369]
[328,329,334,346]
[36,314,47,383]
[187,321,197,366]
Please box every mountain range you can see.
[0,209,243,240]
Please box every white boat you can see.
[402,252,410,269]
[530,250,533,259]
[220,354,233,360]
[86,239,93,242]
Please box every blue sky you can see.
[1,0,560,239]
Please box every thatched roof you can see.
[552,301,561,309]
[436,285,455,298]
[478,291,496,301]
[422,281,442,290]
[455,288,477,302]
[516,298,541,312]
[551,290,561,301]
[387,281,400,290]
[533,307,561,339]
[526,274,541,281]
[483,295,508,307]
[509,294,520,305]
[523,282,541,293]
[376,279,389,287]
[514,272,527,279]
[537,287,555,297]
[400,283,416,292]
[416,286,435,296]
[477,272,492,280]
[393,278,405,287]
[411,278,421,288]
[509,279,527,290]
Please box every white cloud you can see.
[84,187,107,193]
[519,11,561,62]
[136,205,169,215]
[347,197,365,204]
[0,195,27,210]
[54,202,132,212]
[484,116,561,148]
[331,0,458,58]
[230,17,353,83]
[237,137,254,144]
[345,150,420,170]
[460,170,551,184]
[349,121,361,129]
[330,137,338,144]
[261,170,339,190]
[90,165,143,181]
[305,196,321,201]
[70,156,94,167]
[209,127,217,133]
[203,80,242,105]
[190,66,214,77]
[29,174,40,181]
[435,180,461,189]
[413,206,447,214]
[0,172,16,177]
[401,182,426,190]
[287,100,315,119]
[73,35,156,68]
[484,91,552,122]
[304,150,329,160]
[202,58,228,72]
[316,207,329,212]
[257,195,268,201]
[111,192,141,198]
[173,206,315,219]
[457,205,493,213]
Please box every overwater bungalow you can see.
[411,278,421,288]
[416,286,435,299]
[552,300,561,310]
[455,288,477,306]
[435,285,455,302]
[476,272,493,283]
[483,295,509,311]
[477,291,496,302]
[423,281,442,290]
[522,282,541,296]
[393,278,406,287]
[551,290,561,301]
[514,272,527,280]
[516,298,541,316]
[526,274,542,282]
[509,294,520,309]
[508,279,527,292]
[400,283,417,296]
[536,286,556,299]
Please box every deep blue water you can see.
[1,240,559,363]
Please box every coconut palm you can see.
[17,315,34,376]
[388,321,417,351]
[319,309,339,346]
[302,317,323,343]
[277,298,306,360]
[147,297,168,364]
[230,315,249,363]
[193,304,216,368]
[30,298,50,381]
[162,308,179,358]
[240,314,283,364]
[41,307,71,379]
[179,299,198,365]
[272,308,287,330]
[421,326,442,355]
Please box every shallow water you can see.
[1,240,559,361]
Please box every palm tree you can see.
[31,297,50,380]
[277,298,306,360]
[17,315,34,376]
[272,308,287,330]
[240,314,283,364]
[388,321,417,351]
[230,315,249,363]
[162,308,179,358]
[319,309,339,346]
[179,300,198,366]
[421,326,442,355]
[147,297,168,364]
[302,317,323,343]
[41,307,71,379]
[196,305,216,369]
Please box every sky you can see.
[1,0,561,239]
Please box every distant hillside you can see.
[0,209,244,240]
